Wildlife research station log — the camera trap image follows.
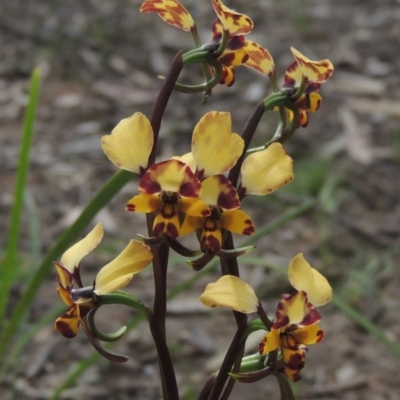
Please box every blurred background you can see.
[1,0,400,399]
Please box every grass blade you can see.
[0,68,41,330]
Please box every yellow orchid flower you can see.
[180,175,254,254]
[140,0,274,87]
[198,254,332,381]
[259,254,332,381]
[126,159,209,239]
[175,112,253,253]
[279,48,334,127]
[54,223,153,338]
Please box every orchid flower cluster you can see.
[54,0,334,398]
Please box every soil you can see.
[1,0,400,399]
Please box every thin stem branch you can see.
[148,51,183,166]
[208,318,248,400]
[146,50,183,400]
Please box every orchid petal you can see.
[283,61,303,89]
[126,194,161,213]
[258,329,280,355]
[200,226,223,255]
[288,253,332,307]
[54,263,73,291]
[282,346,306,368]
[291,324,325,345]
[179,197,210,217]
[274,292,321,330]
[291,47,334,84]
[173,152,196,173]
[200,175,240,210]
[57,285,74,307]
[218,48,249,68]
[199,275,258,313]
[212,0,253,37]
[94,240,152,295]
[192,112,244,178]
[241,143,293,196]
[101,112,153,174]
[140,0,195,32]
[219,209,255,235]
[180,215,204,236]
[243,40,275,76]
[139,160,201,197]
[153,202,181,239]
[60,223,103,274]
[55,305,81,338]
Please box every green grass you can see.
[0,68,41,330]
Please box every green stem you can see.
[263,92,291,110]
[175,57,222,94]
[182,47,214,66]
[0,170,134,359]
[292,77,307,102]
[213,30,229,58]
[190,26,213,101]
[98,292,150,318]
[1,69,41,330]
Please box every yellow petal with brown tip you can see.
[243,40,275,76]
[212,0,253,37]
[258,329,280,355]
[140,0,195,32]
[291,47,334,84]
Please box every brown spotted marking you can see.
[285,350,306,371]
[55,319,78,338]
[139,170,162,195]
[126,203,136,212]
[242,220,255,235]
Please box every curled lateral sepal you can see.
[174,52,223,94]
[187,252,215,271]
[217,245,255,259]
[87,308,127,342]
[81,321,129,363]
[137,233,164,246]
[162,234,202,257]
[229,364,278,383]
